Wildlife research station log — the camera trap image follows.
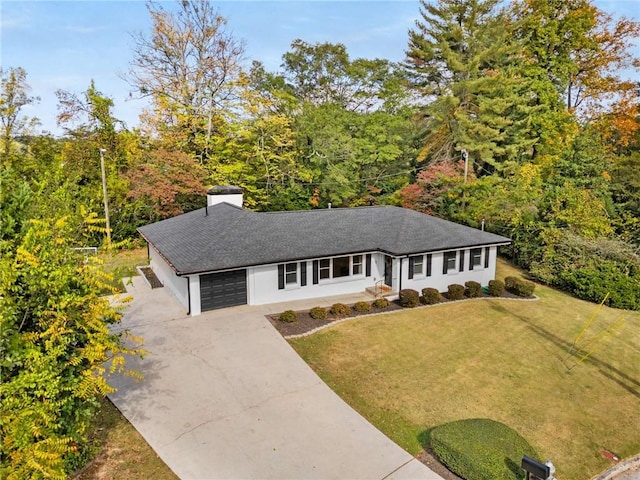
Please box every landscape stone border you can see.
[591,454,640,480]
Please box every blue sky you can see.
[1,0,639,136]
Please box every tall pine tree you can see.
[406,0,544,174]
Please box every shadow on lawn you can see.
[488,302,640,399]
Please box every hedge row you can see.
[279,299,391,323]
[399,280,507,308]
[280,278,531,321]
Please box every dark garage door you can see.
[200,269,247,311]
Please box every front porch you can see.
[365,282,398,300]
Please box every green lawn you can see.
[289,260,640,480]
[73,398,178,480]
[99,247,149,292]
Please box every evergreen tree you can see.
[406,0,550,173]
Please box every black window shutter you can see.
[313,260,319,284]
[408,257,415,279]
[365,254,371,277]
[278,264,285,290]
[484,247,490,268]
[469,251,474,270]
[300,262,307,286]
[459,250,465,272]
[443,253,448,275]
[426,254,432,277]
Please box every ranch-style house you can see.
[138,186,511,315]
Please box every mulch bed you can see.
[417,449,463,479]
[267,301,404,337]
[267,290,530,337]
[139,266,163,289]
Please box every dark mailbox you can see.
[521,456,550,479]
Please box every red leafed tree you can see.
[400,161,465,214]
[126,148,207,221]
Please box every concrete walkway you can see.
[109,277,443,480]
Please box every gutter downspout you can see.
[186,276,191,316]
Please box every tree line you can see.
[1,0,639,476]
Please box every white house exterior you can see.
[139,187,510,316]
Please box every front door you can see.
[384,256,393,287]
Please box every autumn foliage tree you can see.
[0,211,143,478]
[0,67,40,167]
[126,148,208,221]
[126,0,244,161]
[513,0,640,119]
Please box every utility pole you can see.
[462,149,469,183]
[99,148,111,246]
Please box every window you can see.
[443,251,457,274]
[352,255,363,275]
[285,263,297,285]
[333,256,350,278]
[319,258,330,279]
[315,255,366,283]
[470,248,482,270]
[409,255,424,278]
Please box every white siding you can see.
[248,254,385,305]
[188,276,201,316]
[401,247,498,293]
[149,247,189,311]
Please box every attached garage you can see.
[200,269,247,311]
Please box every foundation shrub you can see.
[464,281,482,298]
[421,288,442,305]
[309,306,327,320]
[329,303,350,317]
[504,276,519,292]
[399,289,420,308]
[372,297,390,309]
[488,279,505,297]
[517,280,536,297]
[279,310,297,323]
[430,418,538,480]
[353,301,372,313]
[505,276,536,297]
[447,284,465,300]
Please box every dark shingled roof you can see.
[138,203,511,276]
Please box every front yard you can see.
[289,260,640,480]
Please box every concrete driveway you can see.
[109,277,443,480]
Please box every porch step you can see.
[365,286,397,298]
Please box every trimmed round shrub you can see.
[329,303,350,317]
[372,297,390,309]
[488,279,505,297]
[309,306,327,320]
[399,289,420,308]
[504,276,519,292]
[464,281,482,298]
[517,280,536,297]
[353,301,371,313]
[505,276,536,297]
[430,418,538,480]
[447,284,465,300]
[421,288,442,305]
[278,310,297,323]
